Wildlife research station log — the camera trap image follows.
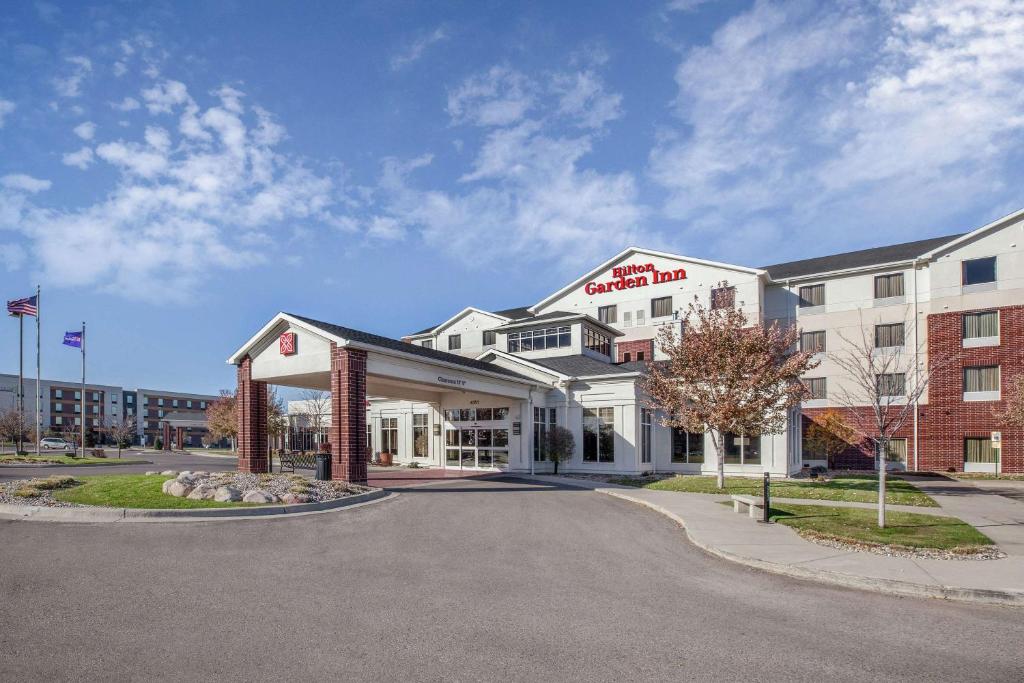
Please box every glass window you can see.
[507,332,519,353]
[444,409,457,422]
[598,305,617,324]
[476,408,493,421]
[874,323,904,348]
[477,429,492,447]
[493,429,509,447]
[710,286,735,310]
[558,326,571,347]
[75,391,82,400]
[74,404,81,413]
[962,257,996,285]
[186,400,192,409]
[885,438,907,464]
[172,399,178,408]
[482,330,496,346]
[200,401,206,409]
[800,331,826,354]
[804,377,827,400]
[460,429,476,447]
[55,389,62,399]
[798,284,825,307]
[582,407,614,462]
[421,340,433,349]
[635,310,645,326]
[381,417,399,453]
[412,413,428,457]
[584,326,611,357]
[533,407,556,461]
[494,407,509,420]
[651,296,673,318]
[445,429,459,447]
[671,429,704,463]
[459,408,474,422]
[874,273,904,299]
[92,392,100,401]
[448,334,461,351]
[876,373,906,396]
[964,437,997,464]
[623,352,631,362]
[640,409,652,464]
[622,311,632,328]
[446,449,460,466]
[157,398,163,406]
[964,366,999,393]
[724,433,761,465]
[963,311,999,339]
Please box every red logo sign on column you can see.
[279,332,297,356]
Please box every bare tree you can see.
[831,312,950,528]
[0,408,30,452]
[997,373,1024,429]
[295,389,331,449]
[641,283,819,489]
[106,415,137,459]
[266,387,288,452]
[206,390,238,452]
[59,420,82,454]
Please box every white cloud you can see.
[111,96,140,111]
[447,66,535,127]
[52,56,92,98]
[2,80,349,301]
[62,147,94,170]
[1,174,52,193]
[0,243,26,271]
[366,215,405,241]
[390,26,449,71]
[551,70,623,129]
[73,121,96,140]
[113,61,127,77]
[34,1,60,23]
[0,99,14,128]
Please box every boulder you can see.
[187,484,218,500]
[160,470,177,476]
[145,471,159,475]
[176,472,199,485]
[161,479,175,494]
[213,486,242,502]
[281,493,311,505]
[167,481,192,497]
[178,470,193,477]
[242,490,278,504]
[192,471,208,477]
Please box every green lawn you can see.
[768,503,994,551]
[0,454,147,466]
[953,473,1024,481]
[53,474,264,509]
[608,474,937,507]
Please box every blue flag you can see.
[63,331,82,348]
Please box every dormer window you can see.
[508,327,571,352]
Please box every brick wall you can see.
[236,355,269,473]
[329,344,368,484]
[617,339,654,363]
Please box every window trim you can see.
[650,296,673,319]
[798,283,825,309]
[962,310,999,348]
[874,322,905,349]
[961,256,997,287]
[448,334,461,351]
[963,365,1000,402]
[597,304,617,325]
[873,273,905,301]
[482,330,496,347]
[804,377,827,401]
[800,330,826,354]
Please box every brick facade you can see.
[617,339,654,363]
[329,344,368,484]
[237,355,269,473]
[803,304,1023,473]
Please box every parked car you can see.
[40,437,73,451]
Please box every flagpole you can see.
[18,313,24,454]
[80,321,86,457]
[35,285,40,457]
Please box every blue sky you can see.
[1,0,1022,395]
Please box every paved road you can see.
[0,451,236,483]
[1,477,1022,682]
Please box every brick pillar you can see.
[162,422,171,451]
[237,355,269,473]
[175,427,186,450]
[329,344,368,484]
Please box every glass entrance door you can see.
[443,425,510,470]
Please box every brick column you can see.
[175,427,186,450]
[329,344,368,484]
[237,355,269,473]
[162,422,171,451]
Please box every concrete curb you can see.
[0,460,151,469]
[598,489,1024,608]
[0,488,393,523]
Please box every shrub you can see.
[407,461,421,468]
[154,437,163,450]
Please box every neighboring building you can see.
[256,208,1023,476]
[0,374,220,447]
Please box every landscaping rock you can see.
[167,481,193,497]
[242,490,279,504]
[160,470,177,476]
[281,493,310,505]
[161,479,175,494]
[187,484,218,500]
[214,486,242,502]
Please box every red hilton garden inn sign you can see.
[584,263,687,295]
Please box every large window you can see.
[964,366,999,398]
[639,409,652,464]
[724,433,760,465]
[798,284,825,308]
[962,256,996,285]
[800,330,826,354]
[533,407,556,461]
[421,339,433,349]
[963,311,999,340]
[874,273,904,299]
[671,429,704,463]
[874,323,905,348]
[583,326,611,357]
[380,417,398,454]
[598,305,617,324]
[651,296,673,318]
[448,334,461,351]
[507,326,571,352]
[444,407,510,422]
[412,414,428,458]
[582,407,615,462]
[885,438,907,465]
[876,373,906,397]
[710,286,735,310]
[804,377,827,400]
[964,437,998,464]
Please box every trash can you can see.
[315,453,331,481]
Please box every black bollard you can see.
[763,471,771,524]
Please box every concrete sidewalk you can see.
[514,474,1024,607]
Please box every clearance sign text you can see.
[584,263,687,295]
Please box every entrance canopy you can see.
[226,312,542,482]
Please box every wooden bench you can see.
[730,495,765,519]
[278,450,317,473]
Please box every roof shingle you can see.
[761,234,963,280]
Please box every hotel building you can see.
[234,209,1023,483]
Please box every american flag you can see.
[6,295,37,317]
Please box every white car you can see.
[40,437,73,451]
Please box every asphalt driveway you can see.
[1,476,1022,681]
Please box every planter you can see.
[379,452,393,467]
